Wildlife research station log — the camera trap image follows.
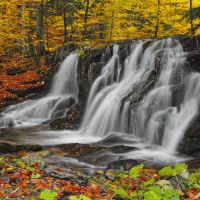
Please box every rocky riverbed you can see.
[0,36,200,174]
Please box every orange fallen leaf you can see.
[188,190,195,198]
[21,169,31,175]
[86,192,96,199]
[19,180,27,188]
[10,193,19,198]
[55,168,65,172]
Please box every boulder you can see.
[107,159,140,170]
[21,154,46,169]
[0,140,42,153]
[6,85,44,97]
[44,166,88,184]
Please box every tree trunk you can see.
[110,10,114,41]
[28,9,35,57]
[154,0,160,39]
[63,1,67,43]
[84,0,90,38]
[70,0,75,41]
[190,0,194,35]
[37,2,45,56]
[21,0,26,56]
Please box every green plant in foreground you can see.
[39,189,57,200]
[107,163,193,200]
[188,171,200,189]
[158,163,188,177]
[129,164,144,178]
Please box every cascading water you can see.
[84,44,119,111]
[1,38,200,168]
[76,37,200,164]
[162,73,200,152]
[0,53,78,127]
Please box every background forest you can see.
[0,0,200,59]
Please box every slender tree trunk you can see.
[109,0,116,41]
[190,0,194,35]
[70,0,75,41]
[110,10,114,41]
[84,0,90,38]
[21,0,26,56]
[99,24,104,39]
[45,10,49,51]
[63,1,67,43]
[37,2,45,56]
[98,1,105,39]
[28,10,34,57]
[154,0,160,39]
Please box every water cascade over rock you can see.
[78,37,200,162]
[0,53,78,127]
[1,38,200,167]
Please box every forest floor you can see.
[0,150,200,200]
[0,56,48,109]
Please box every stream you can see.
[1,38,199,172]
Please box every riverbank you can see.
[0,150,199,200]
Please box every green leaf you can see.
[108,184,130,198]
[108,183,118,193]
[0,157,4,163]
[148,186,162,197]
[141,178,155,189]
[188,171,200,189]
[69,195,91,200]
[17,160,26,168]
[6,166,13,171]
[130,190,143,198]
[39,189,57,200]
[27,166,35,172]
[13,158,19,161]
[180,183,187,191]
[129,164,144,178]
[31,173,41,179]
[144,191,161,200]
[158,166,176,177]
[174,163,188,175]
[163,189,179,200]
[116,187,130,198]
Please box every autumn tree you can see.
[154,0,160,38]
[37,1,45,56]
[0,0,200,59]
[183,6,200,34]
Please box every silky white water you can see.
[0,53,78,127]
[1,39,199,167]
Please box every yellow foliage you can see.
[0,0,199,57]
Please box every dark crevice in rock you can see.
[6,85,44,97]
[0,140,43,153]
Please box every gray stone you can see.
[44,166,88,184]
[0,141,42,153]
[21,154,46,169]
[107,159,140,170]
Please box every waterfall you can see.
[51,53,78,95]
[0,53,78,127]
[162,73,200,152]
[84,44,119,111]
[81,41,149,136]
[80,38,200,154]
[1,38,199,166]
